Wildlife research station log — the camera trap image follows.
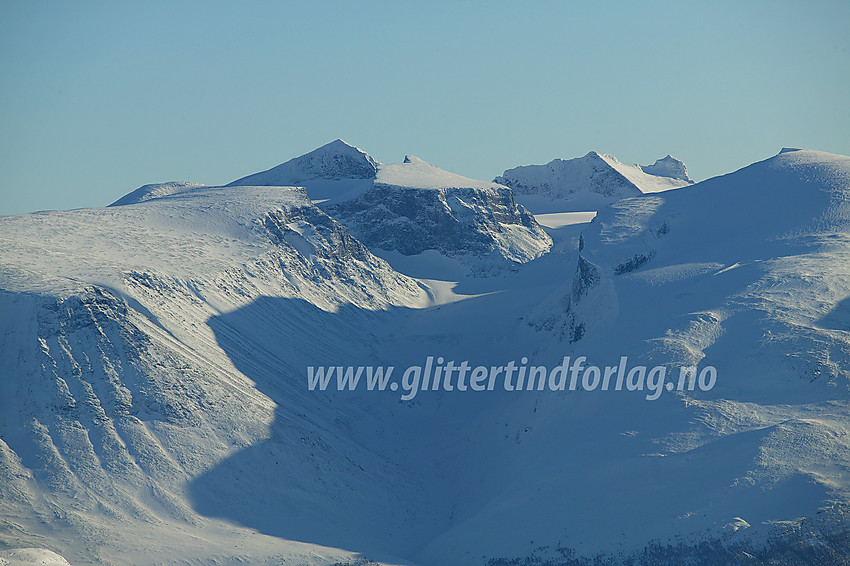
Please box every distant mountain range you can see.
[496,150,693,212]
[1,142,848,566]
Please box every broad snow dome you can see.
[375,155,503,191]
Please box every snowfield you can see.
[1,145,849,565]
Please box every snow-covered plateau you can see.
[1,144,848,565]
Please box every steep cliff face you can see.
[325,157,552,271]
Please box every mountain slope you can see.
[226,139,379,204]
[0,186,430,565]
[108,181,207,206]
[411,149,850,565]
[641,154,692,181]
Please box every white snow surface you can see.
[533,211,597,229]
[109,181,207,206]
[1,147,850,566]
[0,548,72,566]
[376,155,502,191]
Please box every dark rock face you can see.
[325,184,552,264]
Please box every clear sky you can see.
[1,0,848,216]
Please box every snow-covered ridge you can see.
[228,138,379,186]
[376,155,502,191]
[219,141,553,271]
[224,140,504,204]
[496,150,694,210]
[0,184,427,308]
[109,180,207,206]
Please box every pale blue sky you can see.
[1,0,848,215]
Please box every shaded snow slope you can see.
[496,151,694,212]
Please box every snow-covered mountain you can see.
[640,154,692,181]
[0,185,430,565]
[229,141,553,272]
[413,148,850,565]
[1,146,849,566]
[496,150,693,212]
[227,139,380,204]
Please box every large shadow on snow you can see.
[187,295,434,562]
[186,285,567,561]
[186,271,592,561]
[184,246,588,562]
[818,295,850,333]
[187,275,850,562]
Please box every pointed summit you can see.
[640,154,692,183]
[227,139,379,187]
